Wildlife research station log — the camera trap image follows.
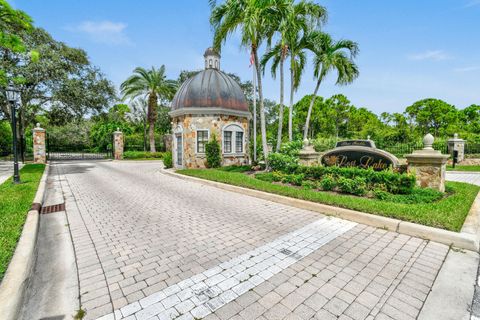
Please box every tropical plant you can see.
[281,1,327,143]
[163,151,173,168]
[205,134,222,168]
[303,33,359,140]
[120,66,177,152]
[210,0,276,163]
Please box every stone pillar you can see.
[299,139,321,166]
[113,129,124,160]
[32,123,46,164]
[406,134,449,192]
[448,133,465,163]
[163,134,173,152]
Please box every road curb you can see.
[162,169,480,252]
[0,164,49,320]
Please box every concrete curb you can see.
[0,164,49,320]
[162,169,480,252]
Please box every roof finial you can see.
[204,47,220,70]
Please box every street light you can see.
[6,83,20,184]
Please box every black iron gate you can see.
[46,133,113,161]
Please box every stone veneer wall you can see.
[173,114,249,169]
[409,164,446,192]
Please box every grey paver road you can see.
[44,161,452,320]
[0,161,23,184]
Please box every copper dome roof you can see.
[171,69,249,112]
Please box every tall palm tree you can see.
[210,0,275,162]
[303,33,359,141]
[260,42,285,152]
[282,1,326,142]
[120,66,176,152]
[262,0,326,148]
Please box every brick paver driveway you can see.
[52,161,449,320]
[446,171,480,186]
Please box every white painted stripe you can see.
[98,216,356,320]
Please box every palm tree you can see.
[261,0,326,149]
[260,42,285,152]
[120,66,176,152]
[210,0,275,162]
[303,33,359,141]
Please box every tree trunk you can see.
[303,79,321,141]
[148,92,158,153]
[276,52,285,152]
[288,65,294,141]
[143,117,147,152]
[253,48,269,163]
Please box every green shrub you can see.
[272,171,284,182]
[218,165,251,172]
[319,175,336,191]
[281,173,304,186]
[375,187,444,204]
[163,151,173,168]
[352,177,368,196]
[280,141,303,157]
[267,153,299,173]
[296,166,415,195]
[123,151,164,159]
[301,180,317,190]
[255,172,275,182]
[206,134,222,168]
[337,177,355,194]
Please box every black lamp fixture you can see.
[6,83,21,184]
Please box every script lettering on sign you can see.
[321,148,398,171]
[335,140,375,148]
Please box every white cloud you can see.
[407,50,451,61]
[453,66,480,72]
[66,21,132,45]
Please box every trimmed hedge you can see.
[123,151,165,159]
[296,166,416,194]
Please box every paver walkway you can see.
[446,171,480,186]
[49,161,450,320]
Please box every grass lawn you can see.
[177,169,479,232]
[447,165,480,172]
[0,164,45,281]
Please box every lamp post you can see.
[6,84,20,184]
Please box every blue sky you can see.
[11,0,480,114]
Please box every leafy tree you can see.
[90,104,133,151]
[405,98,458,136]
[460,104,480,134]
[303,32,359,140]
[0,0,38,85]
[1,27,115,142]
[121,66,177,152]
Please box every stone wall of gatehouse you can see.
[172,114,249,169]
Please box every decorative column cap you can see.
[114,127,123,134]
[32,122,45,132]
[423,133,434,150]
[448,132,465,142]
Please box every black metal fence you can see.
[375,141,448,158]
[46,133,113,161]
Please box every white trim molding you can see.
[222,123,245,155]
[169,107,251,119]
